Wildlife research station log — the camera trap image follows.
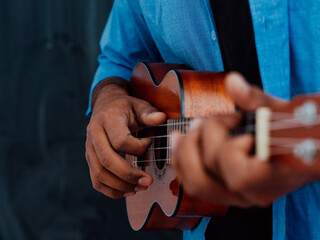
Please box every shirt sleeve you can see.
[87,0,163,115]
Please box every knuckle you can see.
[100,156,111,169]
[106,99,129,114]
[92,181,102,192]
[86,124,94,137]
[100,110,113,120]
[135,142,150,156]
[136,148,146,157]
[85,151,89,163]
[116,97,131,105]
[94,169,104,182]
[109,189,123,199]
[95,109,116,124]
[87,120,97,131]
[111,135,127,151]
[122,168,135,182]
[86,122,99,139]
[85,141,90,153]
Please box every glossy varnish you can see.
[126,62,234,231]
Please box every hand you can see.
[172,73,319,207]
[86,78,166,199]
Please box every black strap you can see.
[205,207,272,240]
[211,0,262,88]
[205,1,272,239]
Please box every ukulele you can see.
[125,62,320,231]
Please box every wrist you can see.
[91,77,130,112]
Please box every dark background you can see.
[0,0,181,239]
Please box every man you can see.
[85,0,320,239]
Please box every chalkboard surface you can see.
[0,1,181,239]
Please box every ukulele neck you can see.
[135,101,320,168]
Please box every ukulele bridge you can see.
[256,107,272,161]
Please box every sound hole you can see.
[135,125,167,170]
[154,125,167,170]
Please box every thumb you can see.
[225,72,287,111]
[133,99,167,126]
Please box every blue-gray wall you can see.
[0,1,181,239]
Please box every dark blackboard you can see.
[0,1,181,239]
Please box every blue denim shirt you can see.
[88,0,320,239]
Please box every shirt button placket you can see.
[211,30,217,41]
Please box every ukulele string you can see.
[144,137,320,152]
[142,118,318,141]
[132,113,320,163]
[134,145,320,164]
[141,112,320,130]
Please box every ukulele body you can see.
[125,62,234,231]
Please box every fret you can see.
[166,118,191,165]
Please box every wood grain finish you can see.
[126,62,234,231]
[126,63,320,232]
[179,70,234,118]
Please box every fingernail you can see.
[170,133,178,150]
[134,185,148,192]
[138,177,152,186]
[236,75,250,93]
[171,132,180,151]
[189,118,202,131]
[148,112,162,118]
[124,192,136,197]
[228,73,251,93]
